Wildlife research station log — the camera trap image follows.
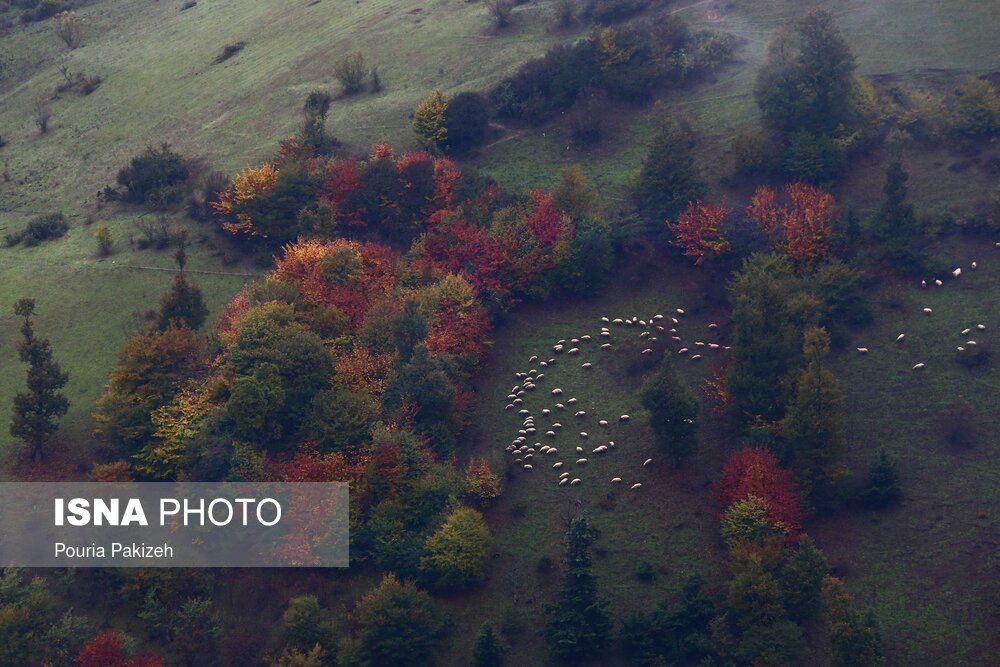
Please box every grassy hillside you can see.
[0,0,576,457]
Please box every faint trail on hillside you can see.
[0,252,261,278]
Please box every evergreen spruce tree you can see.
[544,517,613,664]
[633,121,706,227]
[641,354,698,467]
[862,449,902,508]
[10,298,69,461]
[473,622,508,667]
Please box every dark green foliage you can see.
[782,129,844,183]
[283,595,337,654]
[778,536,829,621]
[830,609,885,667]
[641,354,698,467]
[555,215,614,295]
[731,619,806,666]
[726,253,813,426]
[0,568,57,665]
[116,144,189,207]
[755,10,857,135]
[157,273,208,330]
[782,327,845,503]
[871,160,927,272]
[352,574,449,667]
[19,0,71,23]
[231,161,320,244]
[172,597,221,663]
[4,213,68,248]
[10,298,69,461]
[227,362,285,443]
[392,299,428,363]
[633,121,706,226]
[952,78,1000,138]
[308,387,380,452]
[620,574,717,665]
[443,91,490,153]
[214,41,246,64]
[473,622,508,667]
[862,449,902,509]
[386,345,456,454]
[301,90,338,154]
[544,517,613,664]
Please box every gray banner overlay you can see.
[0,482,349,567]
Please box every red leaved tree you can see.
[668,200,732,265]
[717,446,802,537]
[745,184,836,264]
[77,630,164,667]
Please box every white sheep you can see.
[613,318,624,324]
[567,398,578,405]
[593,446,607,454]
[579,432,589,439]
[641,348,653,355]
[962,328,972,335]
[678,347,689,354]
[576,446,584,453]
[552,422,563,430]
[542,408,551,416]
[571,338,580,344]
[570,478,581,486]
[519,409,530,416]
[619,415,630,422]
[600,331,611,338]
[896,333,905,342]
[977,324,986,330]
[505,404,515,411]
[523,464,533,471]
[559,478,569,486]
[631,483,642,490]
[553,462,564,469]
[555,403,565,410]
[953,268,962,278]
[560,471,570,478]
[552,388,563,396]
[611,477,622,484]
[540,361,548,368]
[695,341,705,347]
[608,440,616,448]
[601,343,612,350]
[966,340,978,346]
[599,420,608,426]
[691,354,702,360]
[921,279,927,288]
[576,458,588,465]
[708,343,720,349]
[643,458,653,467]
[671,336,682,343]
[546,431,556,438]
[553,345,564,352]
[935,279,943,286]
[602,316,611,323]
[857,347,869,354]
[575,411,586,418]
[536,373,545,381]
[971,261,978,269]
[913,362,926,370]
[581,362,593,369]
[568,348,580,355]
[528,355,538,363]
[548,448,558,454]
[671,317,679,324]
[581,335,592,342]
[957,347,965,352]
[708,323,718,330]
[923,308,933,314]
[676,308,685,315]
[640,331,651,339]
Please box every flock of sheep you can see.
[501,308,727,492]
[856,260,989,370]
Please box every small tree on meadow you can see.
[862,449,902,509]
[414,90,448,149]
[641,353,698,467]
[487,0,515,31]
[94,224,113,257]
[10,298,69,462]
[333,52,367,95]
[34,100,52,134]
[301,90,336,153]
[53,10,83,49]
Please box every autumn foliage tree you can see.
[668,200,731,264]
[76,630,164,667]
[718,446,802,539]
[746,183,837,265]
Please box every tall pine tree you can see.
[545,517,613,664]
[473,622,508,667]
[10,298,69,461]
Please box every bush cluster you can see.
[4,213,68,247]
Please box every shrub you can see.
[952,78,1000,138]
[213,41,245,64]
[33,99,51,134]
[7,213,69,247]
[116,144,188,207]
[134,216,172,249]
[369,65,382,92]
[94,223,113,256]
[443,91,489,153]
[180,0,196,9]
[53,9,81,48]
[333,52,366,95]
[486,0,515,30]
[552,0,574,28]
[20,0,71,24]
[861,449,901,508]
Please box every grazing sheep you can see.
[921,279,927,288]
[966,340,978,346]
[553,462,564,469]
[579,432,589,439]
[593,446,607,454]
[671,317,679,325]
[613,318,624,324]
[695,341,705,347]
[526,428,537,434]
[559,478,569,486]
[542,408,551,416]
[657,325,665,331]
[676,308,685,315]
[599,420,608,426]
[653,314,664,321]
[536,373,545,381]
[691,354,702,360]
[600,331,611,338]
[554,345,564,352]
[576,458,588,465]
[570,478,581,485]
[631,483,643,490]
[546,431,556,438]
[552,388,563,396]
[611,477,623,484]
[576,446,584,453]
[553,423,563,430]
[505,445,515,452]
[519,409,530,416]
[957,347,966,352]
[678,347,689,354]
[962,328,972,335]
[513,398,523,405]
[540,361,548,368]
[953,268,962,278]
[523,464,533,471]
[619,415,630,422]
[568,398,578,405]
[568,348,580,355]
[555,403,565,410]
[640,331,651,339]
[971,261,978,269]
[708,323,718,330]
[571,338,580,345]
[672,336,683,343]
[548,358,556,364]
[977,324,986,330]
[913,362,926,370]
[548,448,558,454]
[857,347,869,354]
[935,279,943,286]
[528,355,538,363]
[582,362,593,369]
[575,411,586,418]
[708,343,720,349]
[581,335,592,342]
[518,430,527,436]
[923,308,933,314]
[641,348,653,355]
[896,334,905,342]
[608,440,616,448]
[601,343,612,350]
[505,404,515,411]
[558,339,566,345]
[643,458,653,467]
[602,316,611,323]
[560,471,570,478]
